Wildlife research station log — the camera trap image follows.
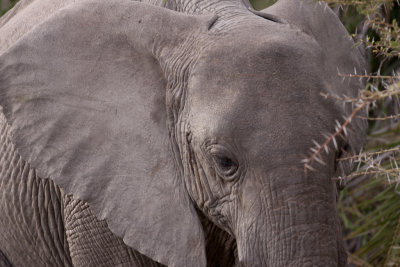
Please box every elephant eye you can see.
[215,155,238,175]
[206,144,240,181]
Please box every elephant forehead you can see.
[190,28,325,102]
[187,32,335,157]
[195,25,323,78]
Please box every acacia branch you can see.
[338,146,400,161]
[303,101,368,172]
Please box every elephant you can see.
[0,0,367,266]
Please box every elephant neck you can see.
[147,0,252,31]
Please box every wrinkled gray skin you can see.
[0,0,367,266]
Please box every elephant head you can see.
[0,0,366,266]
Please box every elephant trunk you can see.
[235,171,347,266]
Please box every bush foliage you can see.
[0,0,18,16]
[321,1,400,266]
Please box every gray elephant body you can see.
[0,0,366,266]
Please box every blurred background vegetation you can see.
[1,0,399,266]
[0,0,17,16]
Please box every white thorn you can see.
[312,139,320,148]
[335,119,342,128]
[356,160,362,172]
[324,145,330,155]
[357,150,362,161]
[332,136,338,150]
[322,132,331,139]
[305,164,317,172]
[314,156,327,166]
[343,126,348,136]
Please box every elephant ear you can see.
[262,0,368,154]
[0,1,213,266]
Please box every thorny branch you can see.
[303,80,400,176]
[338,146,400,161]
[302,101,368,172]
[317,0,400,265]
